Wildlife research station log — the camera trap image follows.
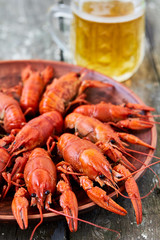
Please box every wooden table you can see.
[0,0,160,239]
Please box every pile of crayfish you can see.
[0,65,158,239]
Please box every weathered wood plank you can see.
[0,0,61,61]
[0,0,67,239]
[0,219,67,240]
[70,1,160,239]
[70,46,160,240]
[0,0,160,240]
[146,0,160,78]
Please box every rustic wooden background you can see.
[0,0,160,239]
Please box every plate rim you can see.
[0,59,157,221]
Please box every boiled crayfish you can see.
[74,101,155,130]
[20,65,54,116]
[57,133,142,224]
[39,71,113,115]
[0,65,158,240]
[0,92,26,133]
[65,112,155,172]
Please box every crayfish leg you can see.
[0,133,15,147]
[100,143,136,172]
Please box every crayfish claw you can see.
[57,180,78,232]
[78,80,113,96]
[127,186,142,225]
[125,102,155,112]
[114,118,153,130]
[117,132,155,149]
[12,187,29,229]
[80,176,127,216]
[113,164,142,225]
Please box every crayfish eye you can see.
[76,73,81,78]
[110,139,116,144]
[99,174,105,179]
[18,145,24,150]
[31,193,36,197]
[128,114,133,118]
[45,190,50,195]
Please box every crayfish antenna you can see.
[29,202,43,240]
[48,207,121,240]
[118,146,160,190]
[115,157,160,200]
[101,144,136,172]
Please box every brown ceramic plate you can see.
[0,60,157,222]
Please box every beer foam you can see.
[71,1,145,23]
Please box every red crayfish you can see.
[0,92,26,133]
[0,65,159,240]
[20,65,54,116]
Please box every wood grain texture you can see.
[69,1,160,240]
[0,0,160,240]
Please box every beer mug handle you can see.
[48,3,72,55]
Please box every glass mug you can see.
[49,0,145,82]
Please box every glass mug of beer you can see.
[49,0,145,82]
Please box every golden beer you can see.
[71,1,145,82]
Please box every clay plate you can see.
[0,60,157,222]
